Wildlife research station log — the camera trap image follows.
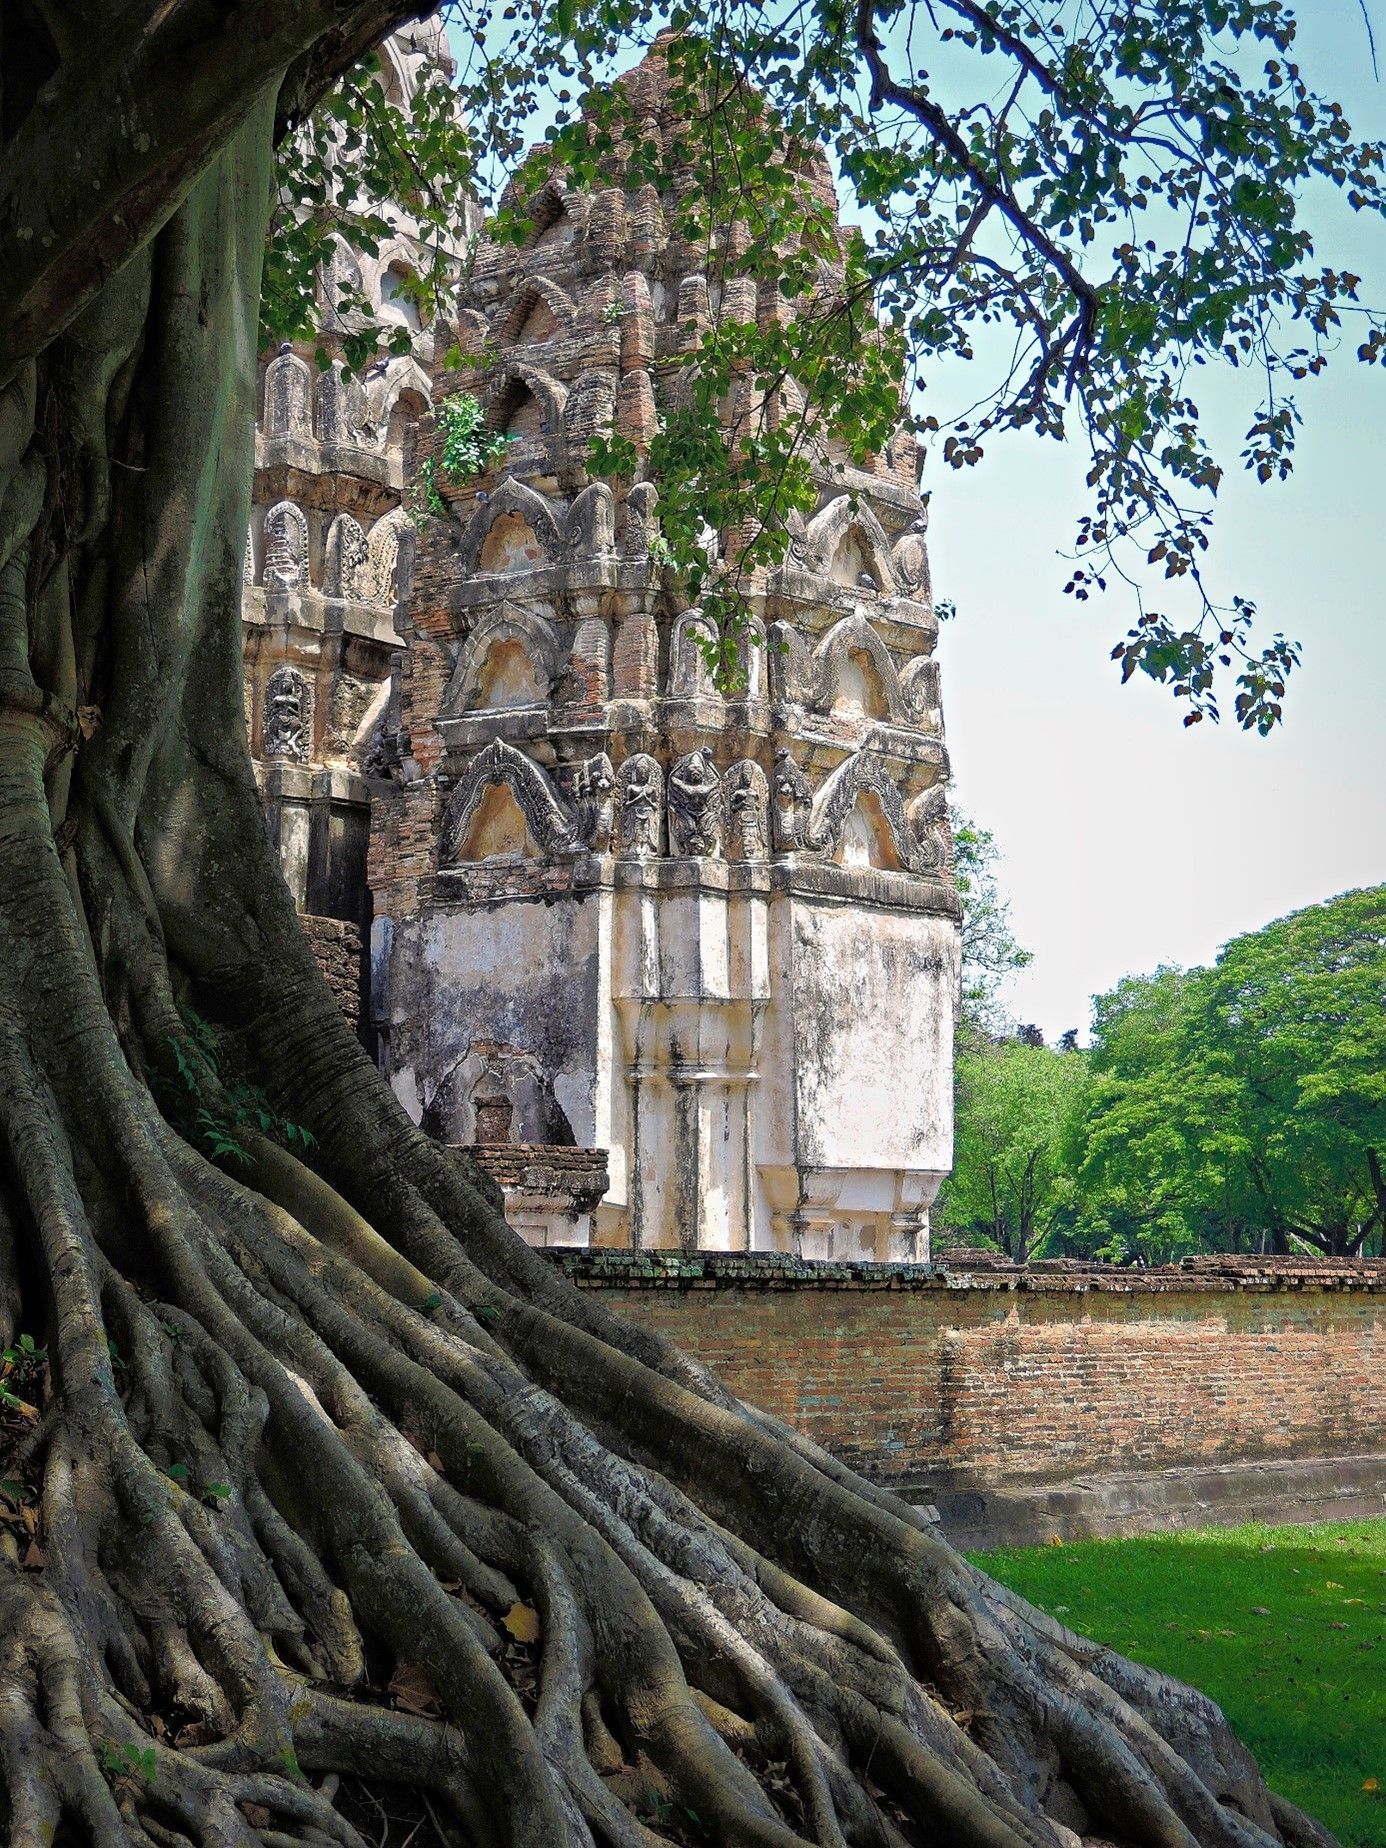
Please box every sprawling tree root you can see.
[0,13,1340,1848]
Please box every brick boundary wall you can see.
[545,1252,1386,1509]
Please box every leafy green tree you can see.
[952,808,1033,1035]
[938,1041,1090,1260]
[1072,891,1386,1259]
[0,3,1361,1841]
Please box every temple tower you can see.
[366,39,960,1258]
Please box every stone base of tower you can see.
[373,853,957,1258]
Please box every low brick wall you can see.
[548,1252,1386,1498]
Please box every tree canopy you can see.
[271,0,1386,720]
[1071,887,1386,1258]
[937,1040,1088,1259]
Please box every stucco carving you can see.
[442,603,563,714]
[908,784,953,876]
[616,753,663,857]
[768,607,905,722]
[324,513,369,599]
[364,508,412,604]
[808,751,927,872]
[669,610,717,698]
[725,759,770,860]
[572,752,615,851]
[262,665,310,760]
[563,481,615,558]
[667,748,723,858]
[442,739,582,862]
[802,494,896,593]
[264,345,313,439]
[263,501,308,590]
[771,748,812,851]
[458,479,561,573]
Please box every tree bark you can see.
[0,9,1340,1845]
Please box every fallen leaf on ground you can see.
[388,1661,442,1716]
[503,1601,541,1643]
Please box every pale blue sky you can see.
[928,7,1386,1039]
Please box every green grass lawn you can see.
[969,1519,1386,1848]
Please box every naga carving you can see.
[441,740,616,864]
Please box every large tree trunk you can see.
[0,11,1337,1845]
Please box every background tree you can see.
[1070,890,1386,1260]
[936,1041,1089,1260]
[0,4,1361,1845]
[952,808,1033,1037]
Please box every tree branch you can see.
[0,0,424,378]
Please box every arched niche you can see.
[804,494,896,594]
[494,278,576,345]
[832,645,893,719]
[378,260,421,329]
[444,604,562,714]
[834,790,905,871]
[480,511,542,574]
[454,783,540,861]
[458,480,561,575]
[815,610,905,723]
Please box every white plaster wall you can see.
[765,895,958,1177]
[381,893,607,1148]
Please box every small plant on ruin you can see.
[435,392,512,482]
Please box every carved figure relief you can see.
[263,501,308,591]
[724,759,769,860]
[571,753,616,851]
[262,665,310,761]
[616,754,663,858]
[667,748,723,858]
[324,513,369,599]
[771,749,812,852]
[364,509,412,605]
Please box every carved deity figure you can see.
[667,748,723,858]
[573,752,616,851]
[616,753,663,858]
[262,666,309,761]
[724,759,769,861]
[771,747,812,852]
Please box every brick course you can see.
[546,1252,1386,1488]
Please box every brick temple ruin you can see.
[243,32,961,1258]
